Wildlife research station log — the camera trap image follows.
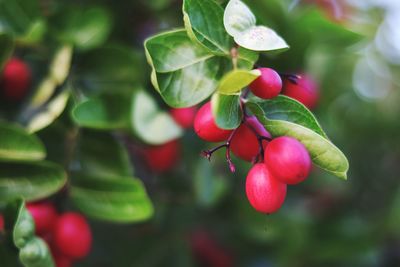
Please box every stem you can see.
[243,118,272,163]
[230,47,239,69]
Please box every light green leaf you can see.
[79,131,133,177]
[0,123,45,161]
[224,0,289,52]
[0,32,14,71]
[145,29,230,107]
[0,161,67,204]
[71,93,131,130]
[248,96,348,179]
[217,69,260,94]
[56,7,111,50]
[70,175,154,223]
[27,91,70,133]
[16,19,46,45]
[183,0,232,54]
[237,47,259,69]
[4,198,54,267]
[131,90,182,145]
[211,93,242,129]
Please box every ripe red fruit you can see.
[246,163,287,214]
[194,102,233,142]
[53,212,92,259]
[1,58,32,101]
[143,140,180,173]
[0,214,4,231]
[170,107,197,129]
[231,116,271,162]
[264,136,312,185]
[249,68,282,99]
[27,202,58,235]
[282,74,319,109]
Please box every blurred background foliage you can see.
[1,0,400,266]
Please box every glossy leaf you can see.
[79,131,133,177]
[4,198,54,267]
[56,7,111,50]
[183,0,232,54]
[223,0,289,52]
[131,90,182,145]
[72,93,131,130]
[217,69,260,94]
[76,45,143,95]
[0,32,13,71]
[27,91,70,133]
[211,93,242,129]
[248,96,349,179]
[0,123,45,161]
[145,29,229,107]
[0,161,67,204]
[70,175,154,223]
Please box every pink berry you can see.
[249,68,282,99]
[27,202,58,235]
[264,136,312,185]
[170,107,197,129]
[282,74,319,109]
[1,58,32,101]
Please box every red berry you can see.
[231,116,271,162]
[170,107,197,129]
[194,102,233,142]
[264,136,311,185]
[249,68,282,99]
[282,74,319,109]
[0,214,4,231]
[245,163,287,214]
[27,202,58,235]
[53,212,92,259]
[143,140,180,173]
[1,58,32,101]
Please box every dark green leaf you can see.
[4,198,54,267]
[79,131,133,177]
[70,175,154,223]
[145,29,230,107]
[0,32,13,71]
[131,90,182,145]
[248,96,349,179]
[56,7,112,50]
[183,0,232,54]
[0,161,67,204]
[71,93,131,130]
[211,93,242,129]
[76,45,143,95]
[0,123,45,161]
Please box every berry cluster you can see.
[193,68,316,214]
[1,203,92,267]
[0,58,32,101]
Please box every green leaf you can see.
[70,175,154,223]
[211,93,242,129]
[0,32,14,71]
[30,45,73,109]
[79,131,133,177]
[0,161,67,204]
[27,90,70,133]
[16,19,47,45]
[194,160,228,208]
[76,45,143,95]
[237,47,259,69]
[56,7,112,50]
[4,198,54,267]
[131,90,182,145]
[71,93,131,130]
[223,0,289,52]
[248,96,349,179]
[217,69,260,94]
[0,0,44,43]
[145,29,230,107]
[183,0,232,54]
[0,123,45,161]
